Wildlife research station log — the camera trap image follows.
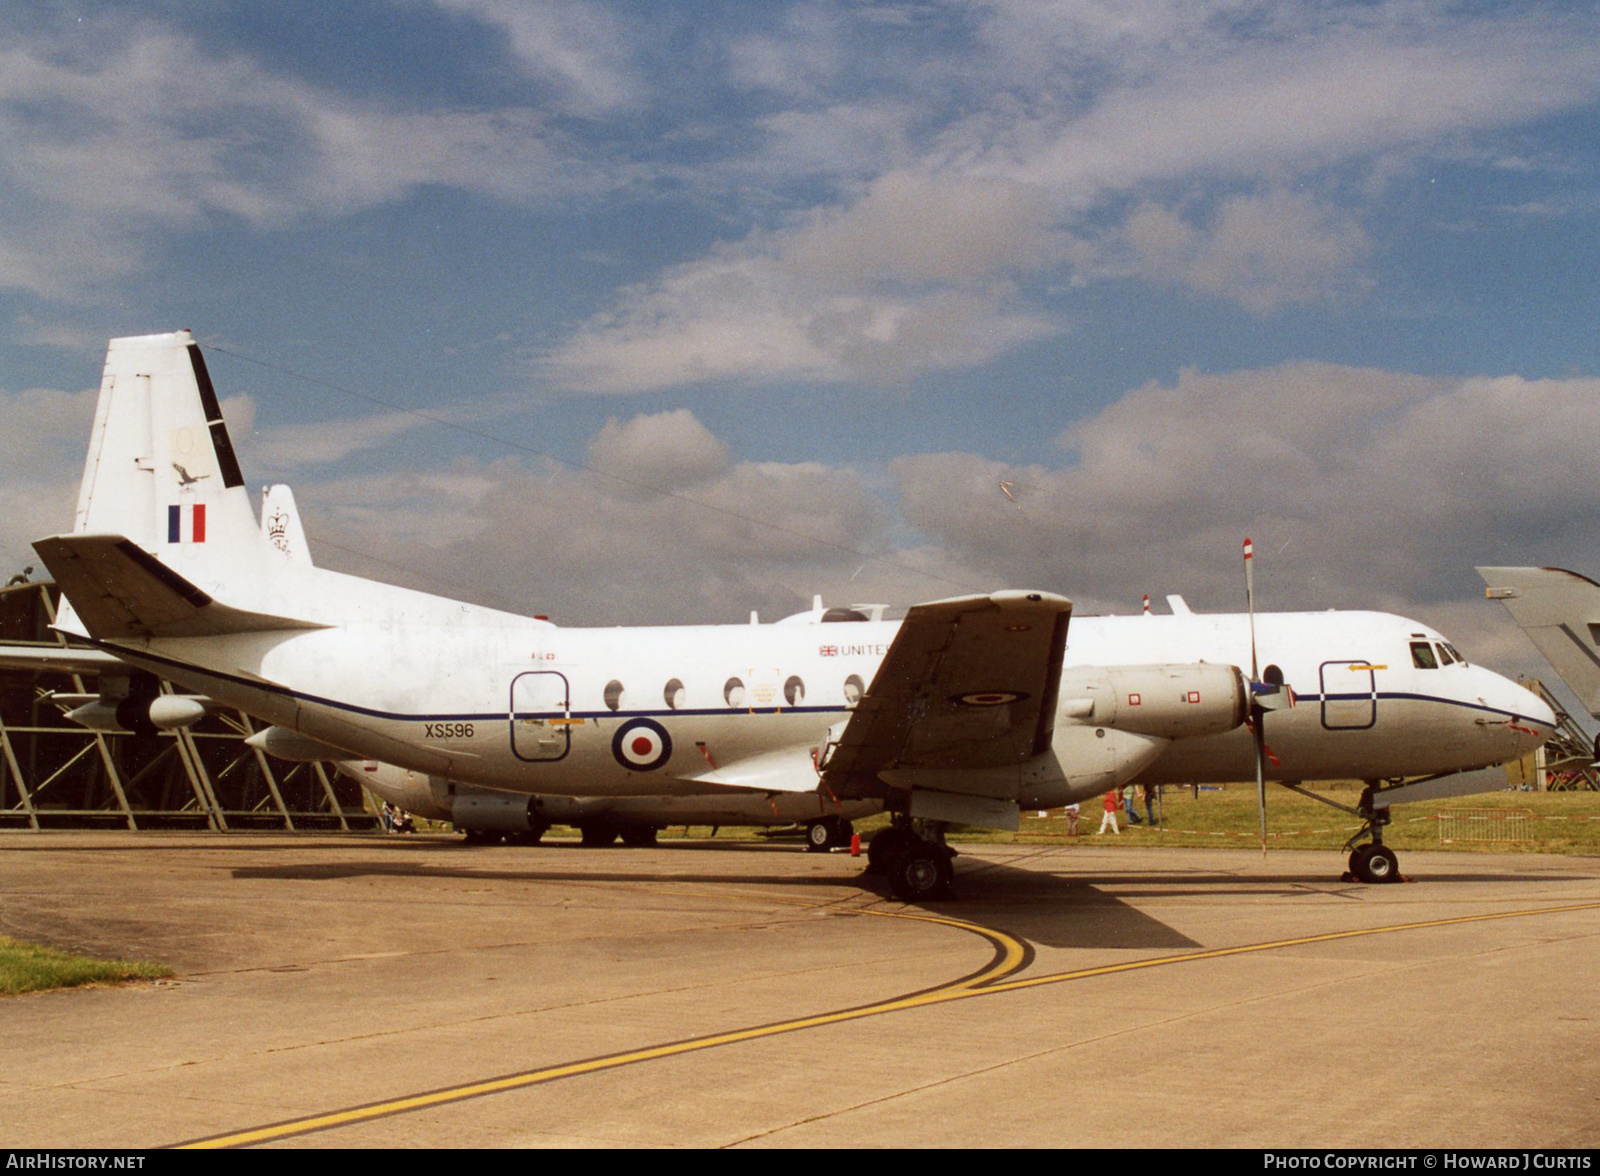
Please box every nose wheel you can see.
[1342,782,1404,884]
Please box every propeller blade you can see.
[1244,536,1258,682]
[1244,536,1266,859]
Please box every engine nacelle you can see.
[452,790,544,833]
[1058,663,1247,740]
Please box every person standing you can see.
[1065,801,1080,836]
[1097,790,1120,835]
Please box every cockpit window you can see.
[1435,643,1455,666]
[1443,643,1466,666]
[1410,642,1438,670]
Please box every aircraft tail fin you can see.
[33,533,325,640]
[260,484,314,567]
[1478,566,1600,715]
[72,331,271,598]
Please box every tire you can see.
[507,825,546,847]
[806,820,834,852]
[867,827,909,875]
[1356,845,1400,884]
[1348,844,1373,876]
[890,844,945,902]
[580,822,620,847]
[620,825,658,848]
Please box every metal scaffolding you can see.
[1524,676,1599,792]
[0,581,376,830]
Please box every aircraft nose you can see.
[1484,669,1555,756]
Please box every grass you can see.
[0,936,171,997]
[999,783,1600,856]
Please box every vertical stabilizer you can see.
[73,331,269,597]
[261,484,314,567]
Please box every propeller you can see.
[1242,538,1295,858]
[1245,538,1267,858]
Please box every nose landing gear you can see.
[1283,779,1407,883]
[1342,782,1404,884]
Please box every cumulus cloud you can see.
[532,4,1600,393]
[890,363,1600,667]
[586,409,731,491]
[292,409,901,625]
[540,171,1066,393]
[1115,191,1372,311]
[0,23,591,298]
[0,384,97,572]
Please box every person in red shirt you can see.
[1097,789,1120,835]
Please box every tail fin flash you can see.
[75,331,268,595]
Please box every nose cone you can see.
[1479,668,1556,758]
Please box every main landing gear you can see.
[865,818,957,902]
[805,816,855,852]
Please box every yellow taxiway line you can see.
[177,899,1600,1149]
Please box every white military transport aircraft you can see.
[18,331,1554,897]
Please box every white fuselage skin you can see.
[79,561,1553,810]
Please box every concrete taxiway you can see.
[1,832,1597,1148]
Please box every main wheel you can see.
[890,844,946,901]
[1348,844,1373,876]
[620,825,658,847]
[580,822,620,847]
[1355,844,1400,884]
[506,825,546,847]
[867,827,911,875]
[806,820,834,852]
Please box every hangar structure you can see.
[0,580,373,831]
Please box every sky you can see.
[2,0,1599,682]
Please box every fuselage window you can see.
[603,680,624,712]
[784,675,805,706]
[724,677,746,707]
[1410,642,1438,670]
[664,678,685,710]
[843,674,864,708]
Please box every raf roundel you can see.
[612,718,673,772]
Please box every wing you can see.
[0,643,129,675]
[821,590,1071,799]
[1479,566,1600,715]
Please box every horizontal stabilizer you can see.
[33,534,326,640]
